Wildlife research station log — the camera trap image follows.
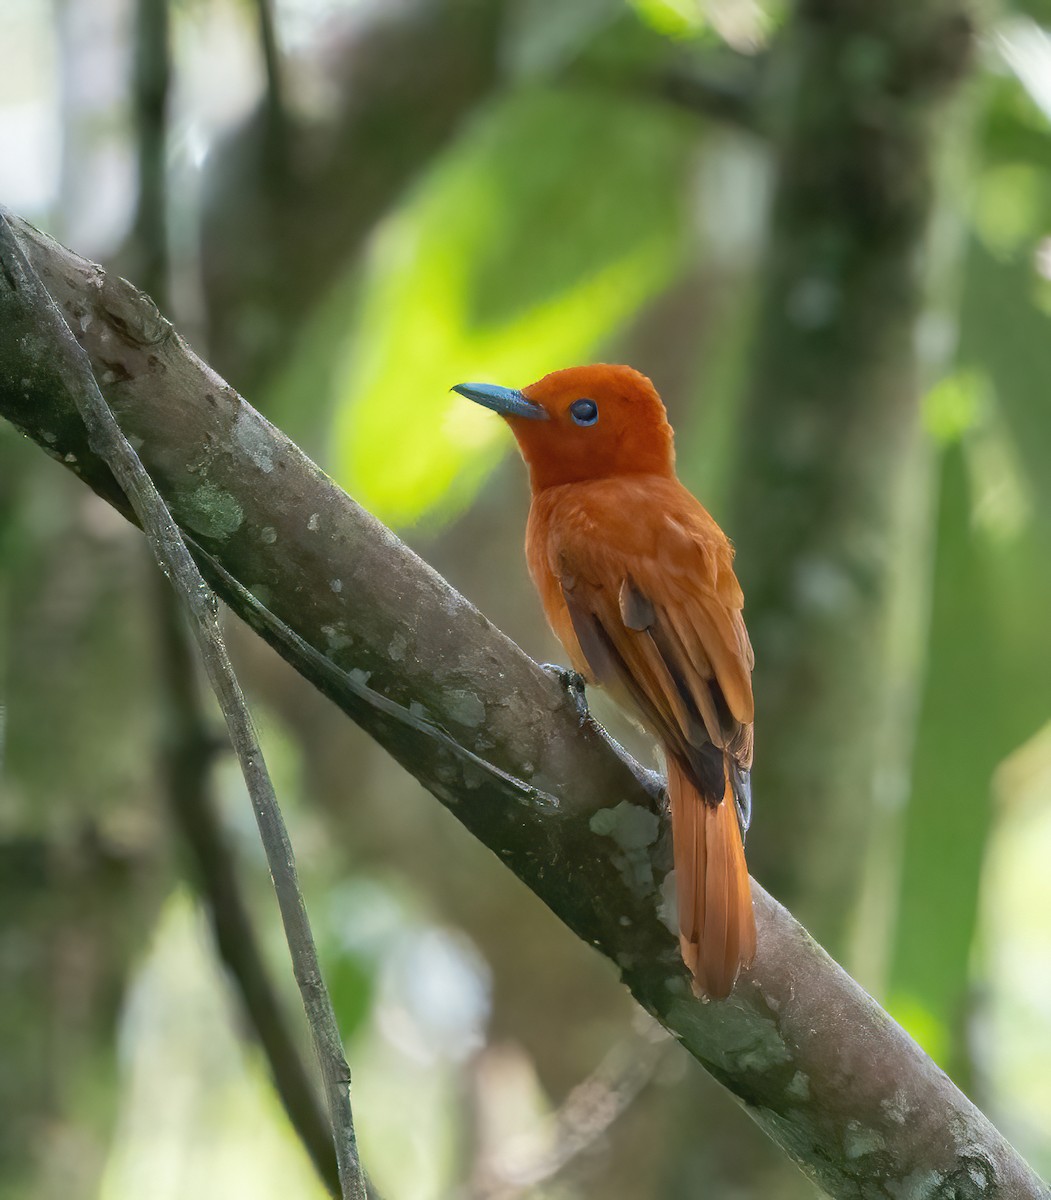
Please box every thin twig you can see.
[0,215,369,1200]
[469,1033,671,1199]
[567,54,765,134]
[191,550,574,810]
[655,64,763,130]
[128,1,341,1187]
[254,0,290,174]
[155,589,343,1194]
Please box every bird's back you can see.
[528,472,757,997]
[526,473,754,765]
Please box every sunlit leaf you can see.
[972,163,1048,259]
[921,368,989,444]
[890,400,1051,1084]
[628,0,707,39]
[889,993,950,1066]
[961,240,1051,524]
[891,167,1051,1074]
[888,444,1003,1084]
[328,88,693,527]
[980,72,1051,168]
[998,17,1051,124]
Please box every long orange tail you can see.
[667,757,756,999]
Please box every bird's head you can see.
[452,364,675,491]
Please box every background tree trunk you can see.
[731,0,972,965]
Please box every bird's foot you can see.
[540,662,590,720]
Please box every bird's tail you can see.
[667,756,756,999]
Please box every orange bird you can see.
[453,364,756,998]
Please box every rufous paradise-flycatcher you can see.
[453,364,756,999]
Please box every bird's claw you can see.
[540,662,590,719]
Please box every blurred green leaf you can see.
[889,442,1004,1080]
[890,430,1051,1078]
[626,0,786,46]
[628,0,707,39]
[972,163,1048,258]
[891,372,1051,1084]
[961,240,1051,526]
[890,127,1051,1069]
[921,368,989,444]
[324,951,374,1041]
[316,878,410,1041]
[981,75,1051,168]
[328,88,693,527]
[1007,1,1051,22]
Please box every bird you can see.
[452,364,756,999]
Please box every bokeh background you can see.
[2,0,1051,1197]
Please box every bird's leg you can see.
[589,720,666,810]
[597,734,666,810]
[539,662,590,719]
[539,661,666,811]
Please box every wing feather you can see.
[541,478,755,801]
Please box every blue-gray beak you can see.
[451,381,549,421]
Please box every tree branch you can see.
[566,44,767,134]
[155,593,344,1195]
[469,1034,670,1198]
[655,63,762,130]
[0,213,369,1200]
[0,211,1046,1200]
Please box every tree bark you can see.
[1,211,1045,1200]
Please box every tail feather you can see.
[667,757,756,999]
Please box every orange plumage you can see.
[453,364,757,998]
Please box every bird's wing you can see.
[544,485,754,802]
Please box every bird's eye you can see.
[569,398,598,427]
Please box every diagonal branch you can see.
[0,214,369,1200]
[469,1033,671,1198]
[0,210,1046,1200]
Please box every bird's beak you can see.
[451,381,549,421]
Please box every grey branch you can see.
[0,211,1047,1200]
[469,1033,670,1198]
[154,584,344,1195]
[0,214,369,1200]
[655,64,762,130]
